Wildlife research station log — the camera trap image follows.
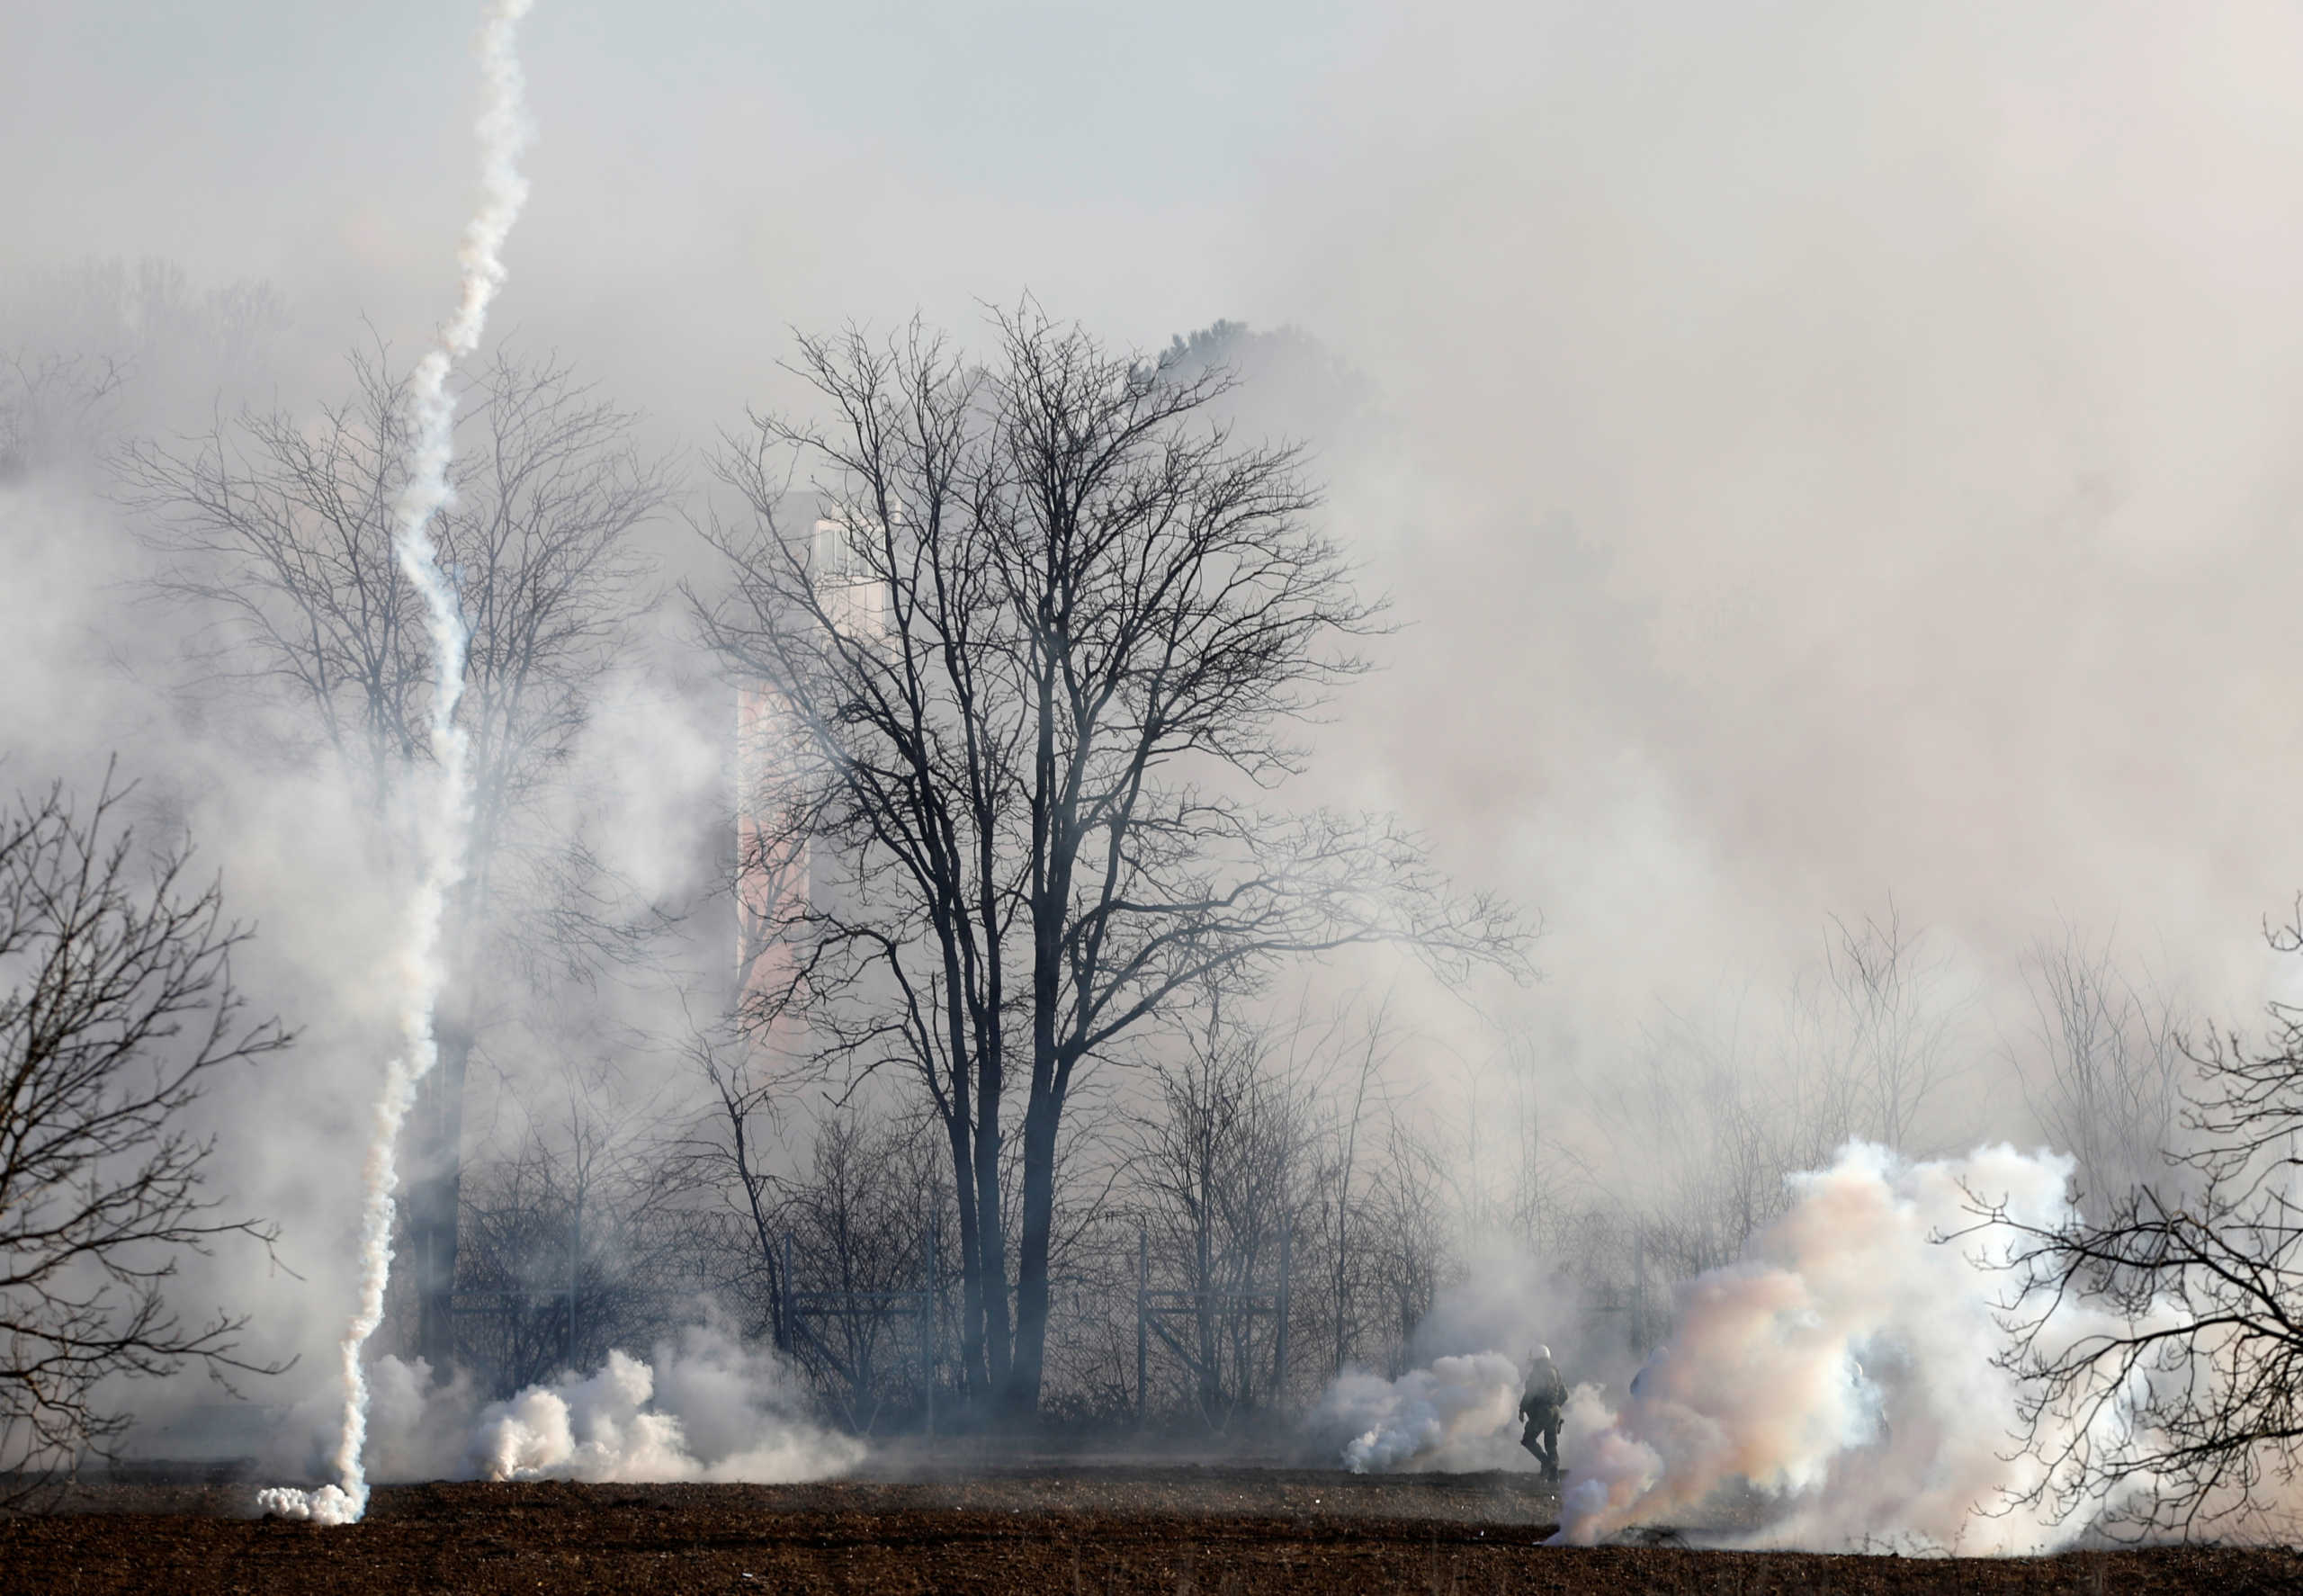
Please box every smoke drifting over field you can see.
[1321,1353,1529,1475]
[8,0,2303,1553]
[1558,1143,2119,1552]
[261,1329,859,1508]
[1331,1141,2172,1549]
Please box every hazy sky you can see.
[3,1,1391,421]
[13,0,2303,1074]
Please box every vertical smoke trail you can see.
[257,0,537,1528]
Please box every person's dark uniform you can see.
[1519,1345,1567,1483]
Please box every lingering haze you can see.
[8,0,2303,1485]
[10,3,2295,1009]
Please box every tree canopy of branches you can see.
[453,1081,704,1397]
[692,307,1528,1417]
[3,259,282,479]
[1,353,122,481]
[1980,923,2303,1539]
[0,772,290,1498]
[1133,994,1305,1423]
[117,344,668,1369]
[1590,908,1962,1287]
[2015,928,2188,1220]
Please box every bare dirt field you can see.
[4,1466,2297,1594]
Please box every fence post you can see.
[1136,1226,1150,1426]
[781,1230,796,1350]
[1273,1224,1291,1412]
[921,1224,937,1436]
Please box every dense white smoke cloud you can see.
[258,0,538,1529]
[1558,1142,2130,1552]
[258,1326,861,1511]
[1319,1352,1530,1475]
[1322,1142,2167,1553]
[472,1336,865,1484]
[1313,1251,1601,1475]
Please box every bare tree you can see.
[686,1017,955,1430]
[689,1019,797,1357]
[453,1081,703,1394]
[0,770,291,1498]
[1977,916,2303,1539]
[118,345,668,1370]
[1130,991,1306,1424]
[1363,1117,1451,1373]
[1575,910,1957,1329]
[2015,928,2188,1216]
[775,1108,944,1431]
[1591,1000,1804,1283]
[0,353,123,480]
[1299,996,1402,1384]
[692,308,1529,1416]
[1824,906,1960,1152]
[2,258,282,477]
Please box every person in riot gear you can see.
[1519,1343,1567,1483]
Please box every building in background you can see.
[730,511,883,1051]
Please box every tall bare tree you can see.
[453,1080,703,1395]
[1293,996,1402,1385]
[2014,928,2188,1216]
[693,308,1528,1416]
[118,345,667,1369]
[1132,992,1306,1423]
[1824,906,1959,1152]
[0,770,290,1498]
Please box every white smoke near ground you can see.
[470,1333,865,1484]
[257,0,537,1529]
[1316,1142,2173,1552]
[359,1351,484,1485]
[1318,1352,1529,1475]
[1311,1244,1606,1475]
[1556,1142,2141,1553]
[259,1326,861,1510]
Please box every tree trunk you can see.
[1008,1078,1061,1416]
[974,1057,1012,1395]
[944,1111,987,1401]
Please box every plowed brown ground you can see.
[4,1466,2295,1594]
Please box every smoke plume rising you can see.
[258,0,537,1529]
